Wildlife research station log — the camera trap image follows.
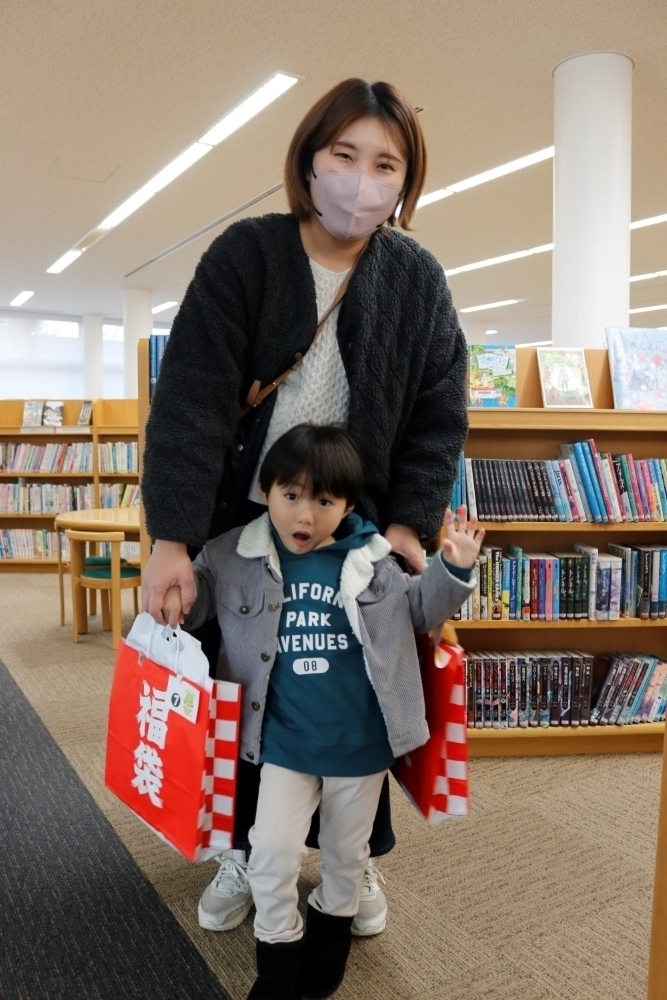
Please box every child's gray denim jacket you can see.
[185,513,475,764]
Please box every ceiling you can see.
[1,0,666,341]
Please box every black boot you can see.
[247,939,303,1000]
[303,905,353,1000]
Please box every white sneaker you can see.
[351,860,387,937]
[197,855,253,931]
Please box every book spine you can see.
[618,453,639,521]
[518,656,529,728]
[601,455,624,523]
[588,439,615,522]
[508,557,517,620]
[545,556,554,621]
[481,460,496,521]
[580,555,590,620]
[483,657,493,728]
[551,461,573,521]
[522,555,531,621]
[609,558,622,621]
[537,462,558,520]
[538,656,551,727]
[544,461,566,521]
[563,447,594,521]
[529,557,538,620]
[572,441,602,521]
[573,553,584,619]
[637,460,656,521]
[490,461,507,521]
[526,461,545,520]
[491,548,502,619]
[552,555,560,620]
[501,558,511,620]
[659,548,667,618]
[570,653,582,727]
[563,457,587,521]
[557,459,579,520]
[565,555,575,620]
[600,660,629,725]
[464,458,477,519]
[653,459,667,519]
[579,653,594,725]
[625,453,646,520]
[637,547,652,619]
[474,655,484,728]
[650,549,660,619]
[610,658,640,725]
[479,554,488,620]
[507,655,518,728]
[507,461,526,520]
[518,462,538,519]
[529,656,540,727]
[472,461,486,520]
[549,656,561,727]
[595,558,611,620]
[619,660,649,725]
[589,657,619,725]
[581,440,609,522]
[648,460,665,521]
[611,455,633,522]
[558,654,572,725]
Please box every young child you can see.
[163,424,483,1000]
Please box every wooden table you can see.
[54,508,140,534]
[54,508,141,627]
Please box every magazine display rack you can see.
[448,347,666,757]
[0,398,138,572]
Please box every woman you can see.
[142,77,468,942]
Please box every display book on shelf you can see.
[0,398,139,571]
[443,347,667,757]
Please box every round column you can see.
[82,312,104,398]
[122,289,153,398]
[552,52,633,347]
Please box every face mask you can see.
[310,168,401,241]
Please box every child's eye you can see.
[317,498,333,507]
[284,492,298,501]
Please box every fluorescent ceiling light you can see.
[46,72,299,272]
[47,250,82,274]
[418,147,554,209]
[629,303,667,314]
[630,213,667,230]
[152,301,178,314]
[521,339,553,347]
[9,290,34,307]
[460,298,519,313]
[629,269,667,283]
[200,73,298,145]
[446,244,553,276]
[485,329,498,335]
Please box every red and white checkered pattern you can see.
[196,679,242,861]
[394,639,470,826]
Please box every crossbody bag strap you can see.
[239,246,364,419]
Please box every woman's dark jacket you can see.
[142,213,468,547]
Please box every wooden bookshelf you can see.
[456,347,667,757]
[0,398,138,572]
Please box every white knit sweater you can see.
[248,258,351,503]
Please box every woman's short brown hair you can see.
[284,78,427,231]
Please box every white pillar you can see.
[552,51,633,347]
[122,288,153,398]
[82,312,104,398]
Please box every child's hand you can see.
[441,505,485,569]
[162,585,184,628]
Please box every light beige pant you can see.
[247,763,387,944]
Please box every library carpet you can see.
[0,573,661,1000]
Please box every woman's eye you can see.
[379,162,395,172]
[335,151,352,160]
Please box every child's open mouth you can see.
[292,532,311,546]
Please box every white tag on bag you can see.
[125,612,212,690]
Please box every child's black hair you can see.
[258,424,364,505]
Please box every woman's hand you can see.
[384,523,427,574]
[142,540,195,625]
[441,505,485,568]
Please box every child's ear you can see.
[258,486,268,504]
[344,503,354,516]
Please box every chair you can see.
[66,529,141,649]
[57,525,129,626]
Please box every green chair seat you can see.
[83,555,127,567]
[81,566,141,581]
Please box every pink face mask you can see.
[310,168,401,241]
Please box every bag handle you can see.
[143,618,184,677]
[239,245,365,419]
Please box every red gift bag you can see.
[394,631,470,824]
[105,635,242,862]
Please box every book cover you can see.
[537,348,594,408]
[76,400,93,426]
[606,326,667,411]
[42,401,64,427]
[22,400,44,427]
[637,661,667,722]
[629,657,658,723]
[467,344,517,407]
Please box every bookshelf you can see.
[450,347,667,757]
[0,398,138,572]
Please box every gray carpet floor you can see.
[0,573,660,999]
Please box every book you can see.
[606,326,667,411]
[22,400,44,427]
[76,400,93,426]
[467,345,516,408]
[42,401,64,427]
[537,348,593,408]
